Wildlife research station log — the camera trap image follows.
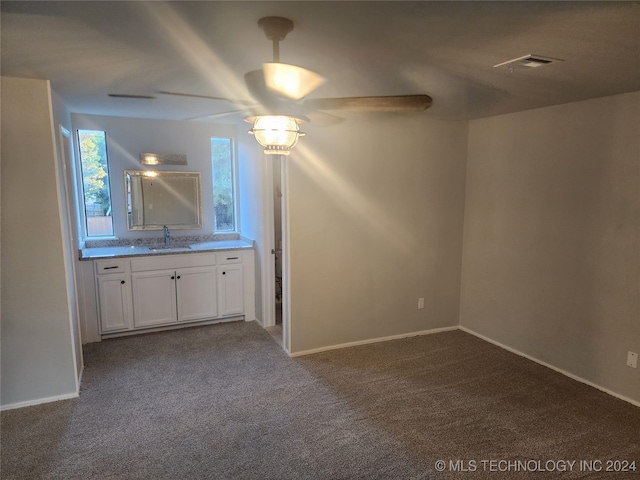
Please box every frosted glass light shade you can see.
[263,63,326,100]
[248,115,305,155]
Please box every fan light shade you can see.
[263,63,326,100]
[247,115,305,155]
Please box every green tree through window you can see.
[211,138,236,231]
[78,130,113,236]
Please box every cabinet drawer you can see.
[219,252,242,265]
[95,259,128,275]
[131,253,216,272]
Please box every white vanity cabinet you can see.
[91,249,254,339]
[131,266,219,328]
[95,259,133,333]
[130,253,219,329]
[176,267,218,323]
[131,269,178,328]
[218,253,244,316]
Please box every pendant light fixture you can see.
[246,115,306,155]
[243,17,322,156]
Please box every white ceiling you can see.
[2,1,640,122]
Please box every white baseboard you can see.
[252,317,264,327]
[459,326,640,409]
[288,324,639,408]
[289,325,459,357]
[76,364,84,390]
[101,316,244,339]
[1,391,79,412]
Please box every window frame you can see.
[211,136,240,233]
[75,129,115,239]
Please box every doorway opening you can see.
[273,155,284,330]
[263,154,288,350]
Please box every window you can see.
[77,130,113,237]
[211,137,237,232]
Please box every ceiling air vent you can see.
[494,54,561,70]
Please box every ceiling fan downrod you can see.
[258,16,294,63]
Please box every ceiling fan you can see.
[160,16,433,154]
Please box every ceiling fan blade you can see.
[263,63,326,100]
[302,95,433,112]
[108,93,157,100]
[244,70,306,118]
[185,109,247,121]
[244,70,278,107]
[158,91,256,107]
[306,110,345,127]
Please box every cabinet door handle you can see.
[177,275,181,279]
[222,271,226,275]
[171,276,175,280]
[120,280,125,284]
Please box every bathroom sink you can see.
[148,244,192,252]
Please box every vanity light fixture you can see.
[139,153,187,165]
[246,115,306,155]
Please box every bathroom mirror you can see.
[125,170,203,230]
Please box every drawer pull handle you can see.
[103,266,119,270]
[226,257,238,260]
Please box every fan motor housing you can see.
[258,17,294,41]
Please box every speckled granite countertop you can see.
[80,239,253,260]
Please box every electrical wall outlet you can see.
[418,298,425,309]
[627,351,638,369]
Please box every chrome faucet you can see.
[163,225,171,247]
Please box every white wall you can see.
[71,114,238,240]
[287,114,468,353]
[460,91,640,403]
[1,77,78,408]
[51,90,84,381]
[237,134,266,322]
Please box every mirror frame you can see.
[124,170,203,231]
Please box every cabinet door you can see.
[132,270,177,328]
[218,264,243,316]
[97,275,132,332]
[176,267,218,322]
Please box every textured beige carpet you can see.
[2,321,639,479]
